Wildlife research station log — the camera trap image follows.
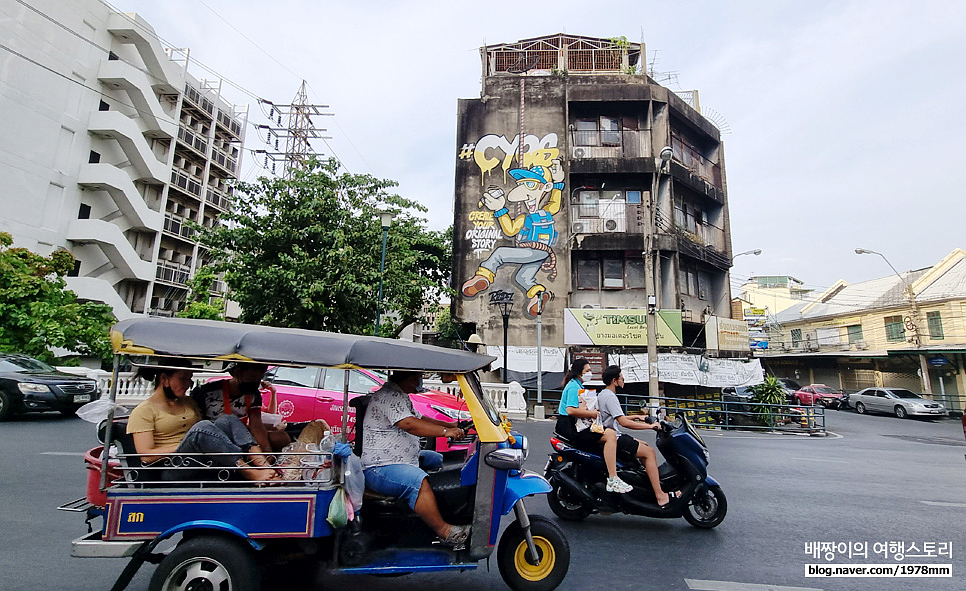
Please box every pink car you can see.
[265,366,474,456]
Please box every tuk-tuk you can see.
[61,318,569,591]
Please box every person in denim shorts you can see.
[361,371,469,545]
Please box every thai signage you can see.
[563,309,683,347]
[705,316,751,352]
[611,353,764,387]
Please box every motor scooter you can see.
[544,412,727,528]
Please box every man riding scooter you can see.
[596,365,674,507]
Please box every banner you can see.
[486,346,566,372]
[564,309,683,346]
[705,316,751,352]
[611,353,764,388]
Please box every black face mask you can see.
[239,381,260,395]
[162,385,177,400]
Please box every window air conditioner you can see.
[572,222,585,234]
[602,216,625,232]
[855,340,869,350]
[581,304,601,309]
[572,147,586,159]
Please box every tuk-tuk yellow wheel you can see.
[497,515,570,591]
[512,536,555,580]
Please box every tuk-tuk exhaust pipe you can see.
[513,500,541,565]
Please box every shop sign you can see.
[563,309,683,346]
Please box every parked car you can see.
[0,353,100,420]
[791,384,846,407]
[265,366,475,455]
[776,378,802,401]
[715,385,758,426]
[850,387,946,419]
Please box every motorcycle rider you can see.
[597,365,673,507]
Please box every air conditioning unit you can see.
[572,147,586,158]
[581,304,601,309]
[602,215,625,232]
[572,222,585,234]
[855,340,869,350]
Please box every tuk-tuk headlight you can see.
[484,448,525,471]
[519,435,529,460]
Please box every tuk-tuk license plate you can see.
[73,394,92,403]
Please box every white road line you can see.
[789,457,849,463]
[685,579,823,591]
[920,500,966,508]
[40,452,86,456]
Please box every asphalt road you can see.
[1,409,964,591]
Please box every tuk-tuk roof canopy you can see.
[111,317,496,373]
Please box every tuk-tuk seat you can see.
[97,417,215,485]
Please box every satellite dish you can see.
[507,53,540,73]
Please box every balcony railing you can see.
[163,214,197,240]
[210,145,238,174]
[672,222,725,252]
[183,84,213,115]
[156,261,191,285]
[670,136,722,189]
[570,129,651,159]
[170,169,203,197]
[177,125,208,156]
[205,186,232,211]
[216,109,243,138]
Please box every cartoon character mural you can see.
[458,133,564,316]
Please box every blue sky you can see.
[118,0,966,296]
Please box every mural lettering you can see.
[457,132,564,317]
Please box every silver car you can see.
[850,387,946,419]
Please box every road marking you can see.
[686,579,823,591]
[40,452,86,456]
[920,501,966,508]
[789,457,848,463]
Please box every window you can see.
[576,190,599,218]
[271,366,318,388]
[98,100,110,111]
[697,271,711,300]
[625,190,642,204]
[846,324,863,344]
[575,119,599,147]
[602,258,623,288]
[78,204,91,219]
[576,257,599,289]
[67,259,81,277]
[884,315,905,342]
[323,369,379,394]
[927,311,944,339]
[625,259,645,288]
[574,116,622,147]
[600,116,620,146]
[88,151,100,164]
[791,329,802,347]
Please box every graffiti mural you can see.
[458,133,564,317]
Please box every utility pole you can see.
[254,80,332,178]
[644,147,673,415]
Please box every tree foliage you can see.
[0,232,114,363]
[177,266,225,321]
[197,158,451,335]
[748,376,787,428]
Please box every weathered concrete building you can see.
[452,34,736,387]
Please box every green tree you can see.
[748,376,787,428]
[0,232,114,363]
[177,266,225,321]
[196,158,451,336]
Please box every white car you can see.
[850,387,946,419]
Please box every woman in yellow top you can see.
[125,362,278,482]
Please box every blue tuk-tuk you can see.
[62,318,569,591]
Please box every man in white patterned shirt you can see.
[361,371,470,546]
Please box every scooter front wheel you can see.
[497,515,570,591]
[683,485,727,529]
[547,476,592,521]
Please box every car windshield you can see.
[779,379,801,389]
[0,355,56,373]
[889,390,921,399]
[814,387,838,394]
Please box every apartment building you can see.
[452,34,738,387]
[0,1,245,319]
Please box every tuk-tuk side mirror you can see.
[484,448,524,470]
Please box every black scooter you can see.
[544,413,727,528]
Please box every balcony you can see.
[170,169,203,198]
[205,186,232,211]
[210,145,238,175]
[662,223,730,269]
[216,109,243,139]
[163,214,197,241]
[156,261,191,286]
[183,84,214,116]
[177,125,208,157]
[670,136,721,190]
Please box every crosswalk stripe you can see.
[685,579,823,591]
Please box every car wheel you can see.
[149,535,259,591]
[793,396,801,405]
[0,390,12,421]
[895,406,908,419]
[855,402,866,414]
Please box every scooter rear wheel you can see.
[547,476,592,521]
[683,485,727,529]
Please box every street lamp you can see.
[489,290,514,383]
[855,247,931,392]
[374,210,395,336]
[732,249,762,262]
[642,146,674,415]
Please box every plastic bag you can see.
[343,454,365,512]
[326,487,349,528]
[76,399,120,424]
